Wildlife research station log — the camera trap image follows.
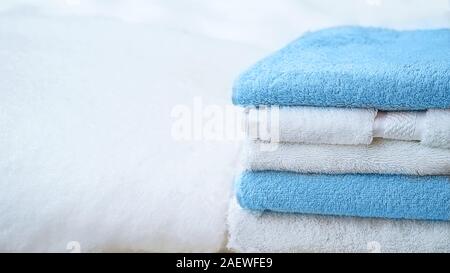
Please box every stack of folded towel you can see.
[228,26,450,253]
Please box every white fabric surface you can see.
[423,110,450,149]
[246,107,450,149]
[244,139,450,175]
[0,13,261,252]
[373,111,425,140]
[246,107,377,145]
[227,199,450,253]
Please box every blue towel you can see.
[232,27,450,110]
[236,171,450,221]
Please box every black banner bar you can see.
[0,253,446,272]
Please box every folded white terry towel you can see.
[246,107,450,149]
[227,200,450,253]
[244,139,450,175]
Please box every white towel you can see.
[244,139,450,175]
[246,107,450,149]
[227,200,450,253]
[422,110,450,149]
[245,106,376,145]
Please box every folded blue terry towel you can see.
[232,27,450,110]
[236,171,450,221]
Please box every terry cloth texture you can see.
[246,107,450,148]
[244,139,450,176]
[232,27,450,110]
[422,110,450,149]
[373,111,425,141]
[245,106,450,148]
[227,199,450,253]
[245,106,377,145]
[236,171,450,221]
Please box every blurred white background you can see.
[1,0,449,49]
